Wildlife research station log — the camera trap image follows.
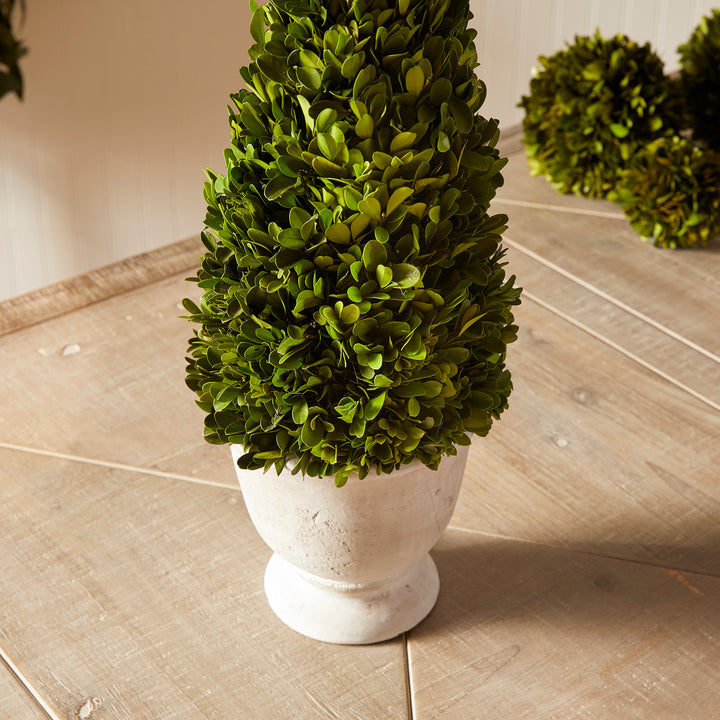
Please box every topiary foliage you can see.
[611,136,720,249]
[519,31,680,199]
[679,9,720,151]
[184,0,521,485]
[0,0,27,101]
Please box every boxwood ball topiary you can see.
[183,0,521,486]
[519,31,680,199]
[679,9,720,151]
[611,135,720,249]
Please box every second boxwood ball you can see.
[611,135,720,249]
[679,9,720,151]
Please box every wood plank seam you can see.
[0,646,61,720]
[402,633,416,720]
[0,441,236,491]
[2,440,716,580]
[504,236,720,366]
[495,196,626,219]
[503,245,720,405]
[447,524,720,580]
[521,291,720,412]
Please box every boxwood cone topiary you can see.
[519,31,680,199]
[611,135,720,249]
[679,9,720,152]
[184,0,521,487]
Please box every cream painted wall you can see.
[0,1,716,301]
[0,0,253,300]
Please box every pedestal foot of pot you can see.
[263,552,440,645]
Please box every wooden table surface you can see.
[1,138,718,719]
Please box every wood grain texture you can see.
[0,236,203,337]
[0,273,235,487]
[453,298,720,575]
[494,153,720,356]
[502,243,720,408]
[0,662,50,719]
[0,448,409,720]
[409,528,720,719]
[0,125,718,720]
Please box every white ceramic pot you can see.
[231,444,469,644]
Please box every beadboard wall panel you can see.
[0,1,717,302]
[470,0,717,128]
[0,0,253,302]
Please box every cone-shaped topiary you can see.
[679,9,720,151]
[519,30,680,199]
[183,0,521,486]
[611,135,720,249]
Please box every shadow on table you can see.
[423,530,720,639]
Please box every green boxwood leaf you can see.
[362,239,387,271]
[386,187,414,217]
[437,131,451,153]
[297,66,322,91]
[390,132,417,154]
[392,263,421,288]
[373,374,394,388]
[351,214,371,239]
[376,264,393,287]
[449,97,474,133]
[325,222,352,244]
[299,50,323,69]
[609,122,630,138]
[364,391,387,421]
[292,399,309,424]
[294,289,322,314]
[408,397,421,417]
[301,417,325,447]
[336,396,359,423]
[181,298,201,315]
[374,226,390,243]
[395,382,426,397]
[257,54,287,83]
[250,7,265,45]
[358,196,383,221]
[342,53,363,79]
[405,66,425,96]
[340,304,361,324]
[430,77,452,105]
[317,132,338,160]
[264,174,296,200]
[316,108,338,132]
[355,114,375,139]
[312,156,347,178]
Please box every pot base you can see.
[264,552,440,645]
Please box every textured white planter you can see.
[231,445,469,645]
